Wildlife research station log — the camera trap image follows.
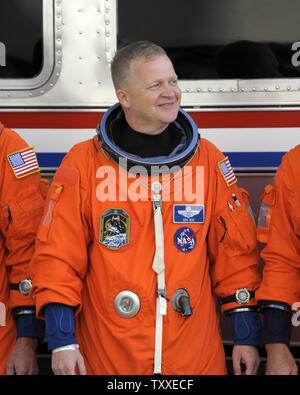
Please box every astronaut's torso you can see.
[73,136,225,373]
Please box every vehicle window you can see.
[117,0,300,80]
[0,0,60,96]
[0,0,43,79]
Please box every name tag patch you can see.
[173,204,205,223]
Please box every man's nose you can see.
[161,83,176,97]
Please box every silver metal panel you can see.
[0,0,300,108]
[0,0,117,107]
[238,78,300,93]
[180,88,300,108]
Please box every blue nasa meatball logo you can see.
[174,227,197,253]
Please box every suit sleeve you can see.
[207,149,261,314]
[0,130,46,310]
[256,149,300,308]
[31,152,92,317]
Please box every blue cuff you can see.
[44,303,77,351]
[17,314,45,339]
[262,308,291,345]
[230,311,261,346]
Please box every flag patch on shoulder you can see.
[7,146,40,179]
[218,157,237,186]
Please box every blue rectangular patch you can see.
[173,205,205,223]
[220,161,230,175]
[9,152,25,168]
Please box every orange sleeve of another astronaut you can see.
[30,144,92,317]
[205,142,261,313]
[256,145,300,308]
[0,127,46,309]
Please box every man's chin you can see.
[158,109,179,124]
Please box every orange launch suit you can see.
[31,136,261,374]
[0,125,45,374]
[256,144,300,307]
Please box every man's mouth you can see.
[158,102,176,107]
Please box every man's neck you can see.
[110,112,183,158]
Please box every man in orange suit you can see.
[31,41,261,375]
[0,125,45,374]
[256,144,300,375]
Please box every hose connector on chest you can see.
[172,289,193,318]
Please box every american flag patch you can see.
[218,157,237,187]
[7,146,40,179]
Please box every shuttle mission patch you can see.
[174,227,197,253]
[218,157,237,187]
[99,208,130,250]
[7,146,40,179]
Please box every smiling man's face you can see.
[117,54,181,135]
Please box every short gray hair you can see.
[111,41,167,90]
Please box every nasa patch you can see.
[174,227,197,253]
[173,204,205,223]
[99,208,130,250]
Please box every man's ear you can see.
[116,89,130,109]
